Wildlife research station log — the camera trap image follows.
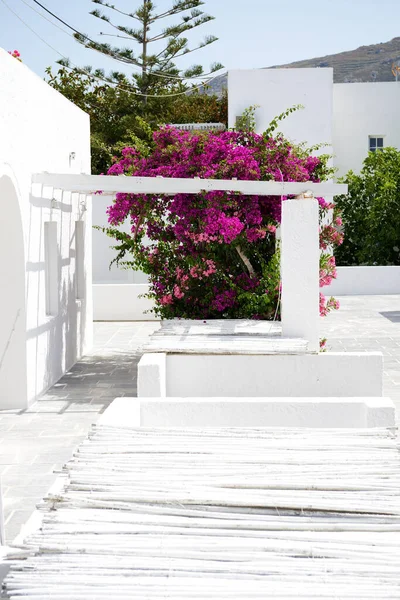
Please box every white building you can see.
[0,49,92,409]
[228,68,334,152]
[228,69,400,177]
[333,82,400,176]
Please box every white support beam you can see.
[32,173,347,197]
[281,197,320,352]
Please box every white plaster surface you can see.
[0,48,92,408]
[157,319,281,336]
[138,352,383,398]
[281,199,320,351]
[228,68,333,148]
[326,266,400,296]
[138,353,166,397]
[99,396,395,428]
[333,82,400,176]
[93,284,156,320]
[92,195,148,285]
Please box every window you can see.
[369,136,384,152]
[44,222,59,316]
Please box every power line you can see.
[30,0,82,36]
[0,0,225,99]
[27,0,224,83]
[18,0,71,35]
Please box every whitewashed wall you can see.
[0,48,92,409]
[228,68,333,147]
[333,82,400,177]
[93,194,148,284]
[325,266,400,296]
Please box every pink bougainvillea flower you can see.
[104,125,341,320]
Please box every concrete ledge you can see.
[93,283,157,321]
[138,353,166,397]
[100,397,395,429]
[93,266,400,321]
[138,352,383,398]
[326,266,400,296]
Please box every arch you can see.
[0,167,28,409]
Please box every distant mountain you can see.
[271,36,400,83]
[204,37,400,96]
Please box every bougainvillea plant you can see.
[102,114,343,321]
[8,50,22,62]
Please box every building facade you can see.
[0,49,93,408]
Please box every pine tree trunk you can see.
[142,0,149,104]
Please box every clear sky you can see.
[0,0,399,81]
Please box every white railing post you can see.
[281,194,320,352]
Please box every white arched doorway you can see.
[0,169,28,409]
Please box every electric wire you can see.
[27,0,224,82]
[0,0,226,99]
[19,0,70,35]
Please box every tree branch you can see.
[91,0,141,21]
[236,246,256,278]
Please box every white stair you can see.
[156,319,282,336]
[146,319,309,355]
[100,397,396,429]
[144,334,308,355]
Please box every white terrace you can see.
[30,172,393,427]
[1,46,400,599]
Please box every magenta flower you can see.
[104,125,341,320]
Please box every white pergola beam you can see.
[32,173,347,197]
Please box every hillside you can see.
[272,36,400,83]
[206,37,400,96]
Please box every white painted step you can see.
[144,335,308,355]
[157,319,282,337]
[146,319,308,355]
[99,397,396,429]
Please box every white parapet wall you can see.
[326,266,400,296]
[93,284,157,321]
[100,396,395,429]
[138,352,383,399]
[93,263,400,321]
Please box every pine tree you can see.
[74,0,223,100]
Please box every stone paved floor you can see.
[0,322,159,543]
[320,295,400,416]
[0,295,399,543]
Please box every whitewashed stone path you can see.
[2,424,400,598]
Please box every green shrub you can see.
[335,148,400,266]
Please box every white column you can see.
[281,196,320,352]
